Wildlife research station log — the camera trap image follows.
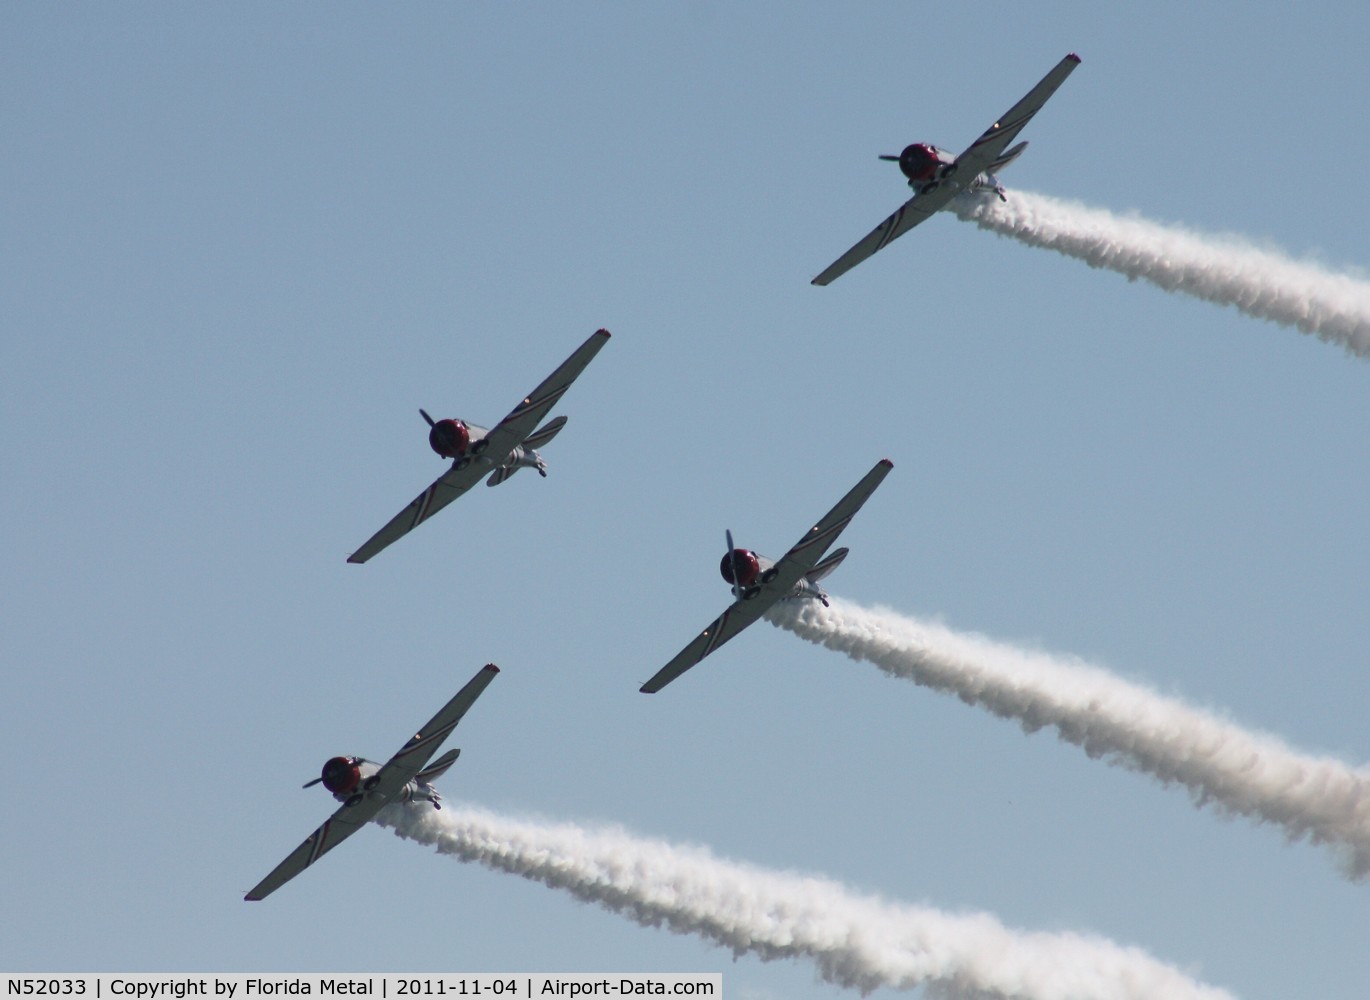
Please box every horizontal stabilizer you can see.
[486,465,517,487]
[987,141,1028,174]
[416,748,461,784]
[805,547,849,585]
[522,415,568,451]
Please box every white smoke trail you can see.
[950,189,1370,355]
[380,803,1233,1000]
[767,598,1370,877]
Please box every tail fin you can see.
[987,141,1028,174]
[522,415,568,451]
[415,748,461,784]
[805,547,849,585]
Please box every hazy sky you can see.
[6,5,1370,998]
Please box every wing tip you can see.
[483,663,500,674]
[878,457,894,469]
[1066,52,1081,63]
[346,554,365,564]
[639,684,657,694]
[594,328,612,339]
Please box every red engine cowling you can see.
[719,548,761,588]
[320,756,361,796]
[428,418,470,459]
[897,143,940,182]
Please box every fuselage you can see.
[894,142,957,184]
[318,755,437,806]
[719,547,828,604]
[427,417,545,476]
[891,139,1025,201]
[895,142,999,195]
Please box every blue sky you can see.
[5,4,1370,997]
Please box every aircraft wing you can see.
[472,328,611,484]
[347,459,488,564]
[766,458,893,583]
[369,663,501,799]
[950,53,1080,184]
[811,190,957,286]
[640,460,892,693]
[640,595,774,694]
[346,329,610,564]
[244,794,384,901]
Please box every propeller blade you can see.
[302,777,323,789]
[878,154,901,161]
[419,408,436,427]
[726,529,743,598]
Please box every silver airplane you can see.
[640,459,892,693]
[348,329,610,563]
[244,664,500,901]
[812,54,1080,285]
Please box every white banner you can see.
[1,977,720,1000]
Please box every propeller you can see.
[302,777,323,789]
[878,154,901,161]
[419,408,436,427]
[726,528,743,598]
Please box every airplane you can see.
[639,459,892,694]
[811,53,1081,286]
[245,663,500,901]
[347,328,611,563]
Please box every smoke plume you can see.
[767,598,1370,876]
[952,190,1370,355]
[381,804,1233,1000]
